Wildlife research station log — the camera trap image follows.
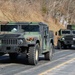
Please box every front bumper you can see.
[63,40,75,45]
[0,45,19,53]
[0,41,36,53]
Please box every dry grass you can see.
[1,0,72,45]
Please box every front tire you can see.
[28,44,39,65]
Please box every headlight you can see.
[26,37,34,42]
[73,38,75,40]
[62,38,65,40]
[18,39,23,45]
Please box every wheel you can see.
[28,44,39,65]
[57,41,62,49]
[44,43,53,61]
[9,53,18,60]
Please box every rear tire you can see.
[44,43,53,61]
[28,44,39,65]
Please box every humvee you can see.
[55,29,75,49]
[0,22,54,65]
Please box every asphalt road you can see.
[0,48,75,75]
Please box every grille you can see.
[2,39,17,45]
[65,36,73,40]
[65,37,73,40]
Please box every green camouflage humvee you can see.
[0,22,54,65]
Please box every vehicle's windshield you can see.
[1,25,18,32]
[62,31,71,34]
[22,25,39,32]
[1,25,39,32]
[72,31,75,34]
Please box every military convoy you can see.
[56,25,75,49]
[0,22,54,65]
[1,21,75,65]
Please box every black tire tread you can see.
[28,44,39,65]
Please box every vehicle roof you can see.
[0,22,48,26]
[59,29,71,31]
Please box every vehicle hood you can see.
[24,32,41,38]
[63,35,75,38]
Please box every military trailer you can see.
[0,22,54,65]
[55,29,75,49]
